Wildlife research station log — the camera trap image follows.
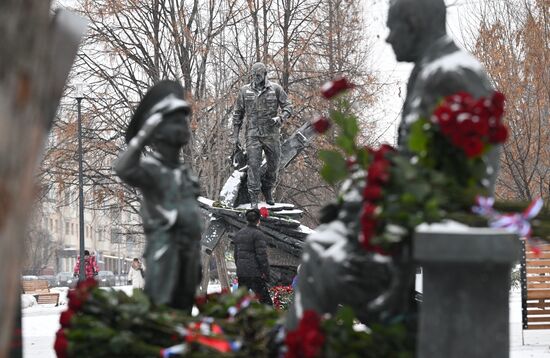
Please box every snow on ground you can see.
[22,285,549,358]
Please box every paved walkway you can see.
[22,288,550,357]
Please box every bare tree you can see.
[470,0,549,203]
[40,0,382,245]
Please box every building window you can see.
[65,222,70,235]
[64,190,71,206]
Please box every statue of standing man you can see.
[230,63,293,208]
[115,80,202,312]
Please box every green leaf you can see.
[408,118,429,154]
[331,109,358,136]
[319,150,348,185]
[336,135,355,155]
[341,115,359,139]
[336,305,355,326]
[356,147,370,169]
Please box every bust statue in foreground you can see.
[115,80,202,312]
[387,0,499,192]
[285,0,502,332]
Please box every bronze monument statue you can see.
[115,80,202,312]
[230,62,293,208]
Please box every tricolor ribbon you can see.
[160,344,187,357]
[473,196,543,238]
[162,320,241,355]
[472,196,496,217]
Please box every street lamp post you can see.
[75,85,86,282]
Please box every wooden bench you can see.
[22,280,59,306]
[521,243,550,330]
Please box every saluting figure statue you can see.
[115,80,202,312]
[230,62,293,208]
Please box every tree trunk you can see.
[214,236,230,290]
[199,252,210,294]
[0,4,85,355]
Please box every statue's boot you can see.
[248,190,259,209]
[262,188,275,206]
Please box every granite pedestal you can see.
[414,223,519,358]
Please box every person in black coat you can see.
[232,209,273,305]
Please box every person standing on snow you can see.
[127,258,145,290]
[73,250,99,279]
[232,209,273,305]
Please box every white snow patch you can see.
[416,220,510,235]
[421,50,485,81]
[275,209,303,216]
[154,244,170,260]
[198,196,215,207]
[294,290,303,320]
[22,294,37,309]
[155,205,177,228]
[342,187,363,203]
[219,170,245,205]
[308,221,349,263]
[236,202,295,210]
[173,169,181,185]
[298,225,314,234]
[405,112,420,124]
[142,155,161,166]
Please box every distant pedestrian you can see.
[232,209,273,305]
[73,250,99,279]
[127,258,145,289]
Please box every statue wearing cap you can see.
[114,80,202,311]
[230,62,293,208]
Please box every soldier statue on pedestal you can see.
[230,62,293,208]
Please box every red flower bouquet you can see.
[431,91,507,158]
[285,310,325,358]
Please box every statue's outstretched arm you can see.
[114,113,163,187]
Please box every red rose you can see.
[362,203,377,218]
[488,124,508,144]
[54,329,68,358]
[460,118,488,137]
[259,207,269,217]
[450,131,467,148]
[363,185,382,201]
[360,218,376,250]
[67,290,85,311]
[367,160,390,185]
[195,295,207,307]
[59,309,74,328]
[447,91,473,106]
[311,115,331,133]
[463,137,484,158]
[220,287,230,295]
[320,77,355,99]
[285,310,325,358]
[376,144,395,159]
[77,277,97,292]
